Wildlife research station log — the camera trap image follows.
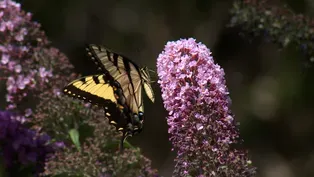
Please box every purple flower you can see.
[157,38,256,176]
[14,64,22,73]
[24,108,32,117]
[39,67,52,78]
[1,53,9,64]
[0,0,70,118]
[0,110,61,176]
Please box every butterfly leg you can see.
[119,131,129,153]
[119,133,125,153]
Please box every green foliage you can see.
[69,128,81,151]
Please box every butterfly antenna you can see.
[148,69,156,73]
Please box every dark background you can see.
[16,0,314,176]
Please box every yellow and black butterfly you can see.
[63,44,155,151]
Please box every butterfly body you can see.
[63,44,154,151]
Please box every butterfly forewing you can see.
[86,44,144,115]
[143,82,154,103]
[140,68,155,103]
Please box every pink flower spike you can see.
[157,38,256,176]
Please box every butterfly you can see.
[63,44,155,151]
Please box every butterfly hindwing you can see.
[63,74,128,132]
[103,100,128,132]
[63,74,117,105]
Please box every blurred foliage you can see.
[228,0,314,63]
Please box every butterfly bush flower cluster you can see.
[0,0,57,117]
[157,38,256,176]
[0,0,159,176]
[0,110,62,176]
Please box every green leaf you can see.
[69,128,81,151]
